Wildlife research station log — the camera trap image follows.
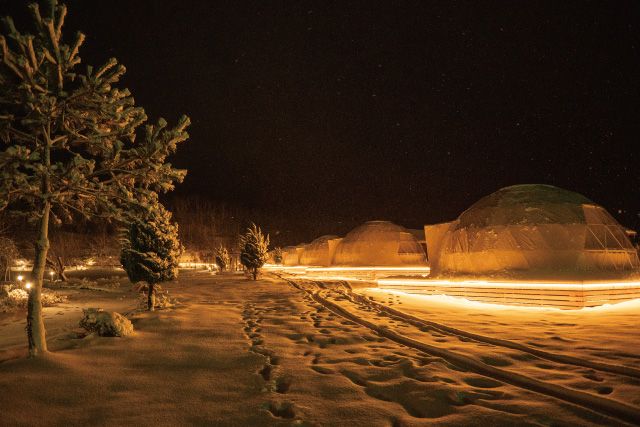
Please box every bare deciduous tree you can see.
[0,236,19,281]
[46,231,88,281]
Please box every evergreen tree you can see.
[239,223,269,280]
[273,247,283,264]
[0,2,189,356]
[214,244,230,272]
[120,204,182,311]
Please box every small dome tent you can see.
[431,184,640,279]
[332,221,427,266]
[299,235,340,266]
[283,246,302,266]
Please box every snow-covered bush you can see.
[7,288,28,303]
[80,308,133,337]
[42,292,66,306]
[0,285,66,312]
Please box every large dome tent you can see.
[429,184,639,279]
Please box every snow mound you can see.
[79,308,133,337]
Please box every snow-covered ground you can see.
[1,271,639,426]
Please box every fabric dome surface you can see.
[299,235,339,266]
[433,184,639,278]
[458,184,593,227]
[283,246,302,266]
[332,221,427,266]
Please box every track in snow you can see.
[279,275,640,426]
[342,284,640,379]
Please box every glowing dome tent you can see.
[299,235,340,266]
[283,246,303,266]
[431,184,640,279]
[332,221,427,266]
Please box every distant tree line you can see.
[167,196,242,263]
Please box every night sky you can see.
[2,1,640,242]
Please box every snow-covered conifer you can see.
[214,245,230,272]
[120,204,183,311]
[239,224,269,280]
[273,247,283,265]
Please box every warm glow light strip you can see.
[305,266,431,272]
[178,262,215,268]
[367,288,640,312]
[377,278,640,291]
[306,275,373,282]
[262,265,431,275]
[263,264,307,269]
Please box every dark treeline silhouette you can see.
[165,195,366,253]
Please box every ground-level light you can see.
[25,282,32,290]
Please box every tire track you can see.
[335,283,640,380]
[281,276,640,425]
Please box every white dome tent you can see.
[282,246,303,266]
[429,184,639,279]
[332,221,427,267]
[299,235,340,266]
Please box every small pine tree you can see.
[273,247,283,265]
[214,244,230,272]
[121,204,183,311]
[239,223,269,280]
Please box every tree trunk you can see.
[252,268,257,281]
[27,200,50,357]
[148,283,155,311]
[47,255,67,282]
[57,256,67,282]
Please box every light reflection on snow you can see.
[366,287,640,312]
[377,278,640,291]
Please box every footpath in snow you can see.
[0,272,638,426]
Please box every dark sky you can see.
[2,0,640,242]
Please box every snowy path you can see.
[1,272,638,426]
[280,275,640,425]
